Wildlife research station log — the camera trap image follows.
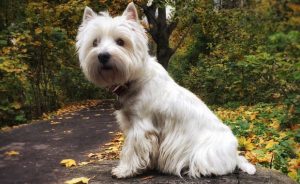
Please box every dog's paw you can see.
[111,166,136,179]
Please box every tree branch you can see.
[171,22,193,54]
[133,0,158,40]
[167,20,178,36]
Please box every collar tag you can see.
[110,84,129,96]
[108,83,131,110]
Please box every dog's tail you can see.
[237,155,256,175]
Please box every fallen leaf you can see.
[257,152,273,163]
[96,132,124,160]
[35,28,42,34]
[250,114,256,121]
[238,137,255,151]
[270,119,280,129]
[288,170,297,181]
[5,150,20,156]
[107,146,118,151]
[288,159,300,169]
[87,153,98,158]
[141,176,154,180]
[64,177,90,184]
[265,140,277,149]
[245,151,259,164]
[50,121,60,125]
[60,159,77,167]
[78,161,90,166]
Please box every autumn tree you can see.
[134,0,197,69]
[98,0,197,69]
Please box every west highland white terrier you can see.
[76,2,256,178]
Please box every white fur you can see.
[76,2,256,178]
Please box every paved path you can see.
[0,100,118,184]
[0,100,297,184]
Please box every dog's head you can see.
[76,3,148,87]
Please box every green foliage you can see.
[0,0,109,126]
[214,104,299,182]
[169,2,300,128]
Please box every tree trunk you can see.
[136,2,189,70]
[157,44,173,69]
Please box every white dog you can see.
[76,2,256,178]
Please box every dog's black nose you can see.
[98,52,111,65]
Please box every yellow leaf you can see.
[279,132,287,139]
[250,114,256,121]
[257,152,273,163]
[107,146,118,151]
[60,159,77,167]
[11,102,22,109]
[288,169,297,181]
[245,143,255,151]
[33,41,41,46]
[265,140,277,149]
[35,28,42,34]
[64,177,90,184]
[5,150,20,156]
[270,119,280,129]
[288,159,300,169]
[239,137,255,151]
[245,151,258,164]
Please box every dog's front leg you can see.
[112,117,158,178]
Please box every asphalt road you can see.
[0,100,119,184]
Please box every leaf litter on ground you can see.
[64,177,90,184]
[60,159,77,168]
[4,150,20,156]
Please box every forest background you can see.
[0,0,299,182]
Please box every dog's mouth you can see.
[101,65,113,70]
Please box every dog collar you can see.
[108,82,131,110]
[109,84,129,96]
[109,82,130,96]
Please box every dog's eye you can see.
[116,38,125,47]
[92,39,98,47]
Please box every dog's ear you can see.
[83,6,97,23]
[122,2,138,22]
[98,11,109,17]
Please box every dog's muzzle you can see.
[98,52,112,70]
